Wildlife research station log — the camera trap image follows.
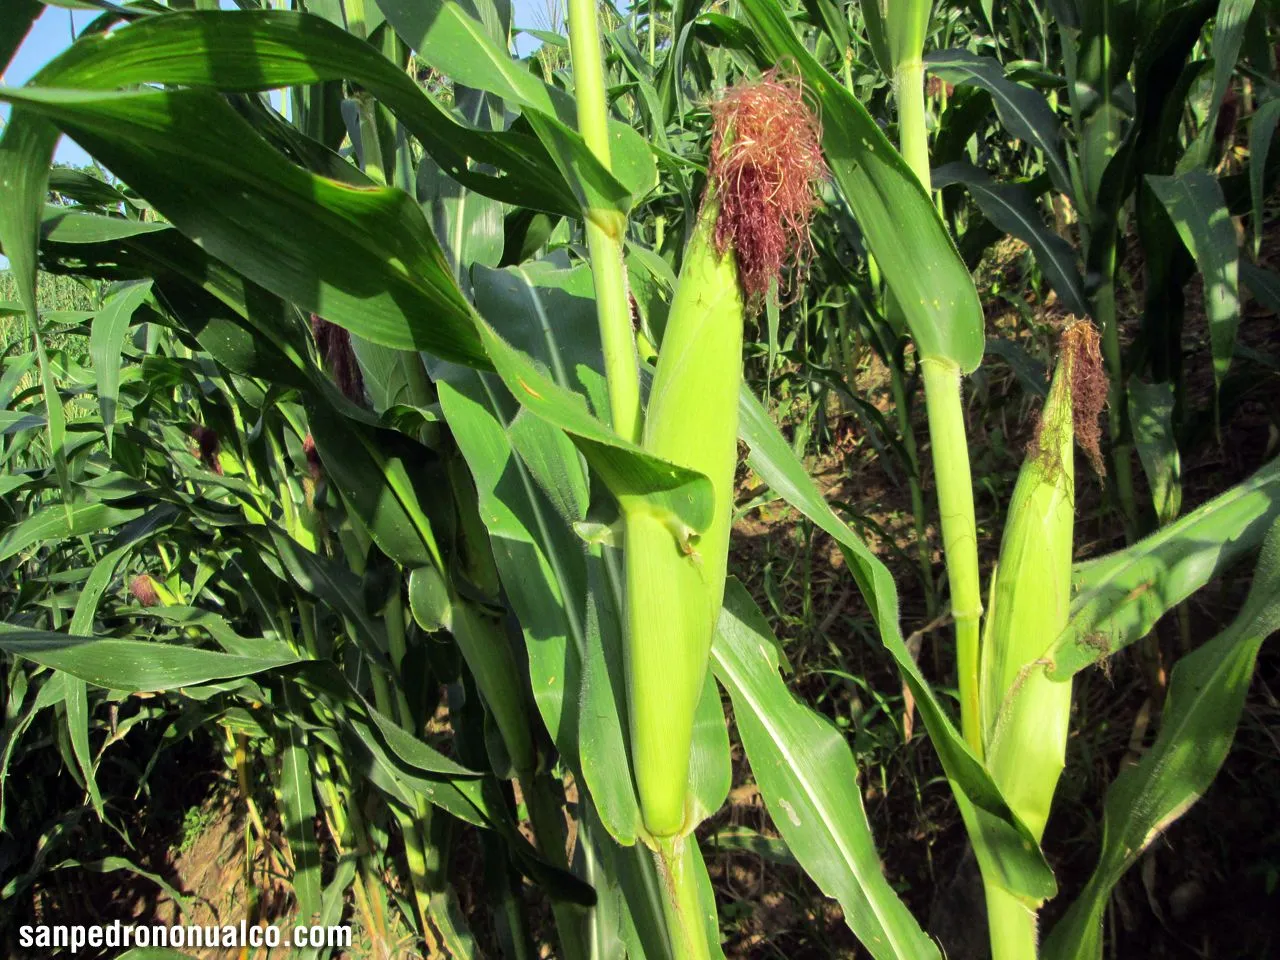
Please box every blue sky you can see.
[1,6,100,168]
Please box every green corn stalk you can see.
[980,323,1099,960]
[878,0,985,754]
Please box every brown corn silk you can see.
[190,425,223,476]
[708,70,825,303]
[129,574,161,608]
[1031,320,1107,477]
[311,313,366,405]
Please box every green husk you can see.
[626,197,743,839]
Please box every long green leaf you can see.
[0,85,490,367]
[278,686,323,924]
[372,0,656,211]
[1043,516,1280,960]
[28,9,578,215]
[1248,97,1280,257]
[0,502,144,562]
[0,627,301,690]
[1178,0,1255,171]
[0,0,42,77]
[926,49,1073,197]
[712,580,939,959]
[90,280,152,453]
[1047,457,1280,678]
[933,162,1088,316]
[1128,379,1181,525]
[1146,170,1240,394]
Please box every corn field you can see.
[2,0,1279,957]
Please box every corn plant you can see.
[2,1,1279,958]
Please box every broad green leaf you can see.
[43,206,170,244]
[64,676,105,818]
[1146,170,1239,395]
[740,0,985,373]
[1043,517,1280,960]
[1242,259,1280,314]
[686,665,732,827]
[0,627,301,690]
[712,580,939,959]
[1128,379,1181,525]
[278,686,323,923]
[0,502,144,562]
[0,85,491,368]
[307,406,444,570]
[926,49,1073,197]
[90,280,152,453]
[471,285,715,545]
[859,0,893,75]
[933,163,1088,316]
[1048,457,1280,678]
[736,387,1055,901]
[0,0,42,77]
[433,261,640,841]
[27,9,579,215]
[0,117,67,498]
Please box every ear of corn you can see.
[626,197,743,839]
[981,323,1102,842]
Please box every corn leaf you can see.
[1048,456,1280,678]
[739,0,985,373]
[712,580,940,959]
[925,49,1073,197]
[0,627,301,690]
[1043,517,1280,960]
[64,677,104,819]
[1146,170,1240,395]
[0,502,145,563]
[0,85,491,368]
[0,0,41,76]
[1128,379,1182,525]
[372,0,657,212]
[30,9,579,215]
[933,162,1088,316]
[278,687,323,924]
[89,280,151,455]
[1178,0,1255,172]
[1249,98,1280,257]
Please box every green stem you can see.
[921,359,983,756]
[568,0,642,444]
[896,58,932,193]
[984,884,1039,960]
[654,837,712,960]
